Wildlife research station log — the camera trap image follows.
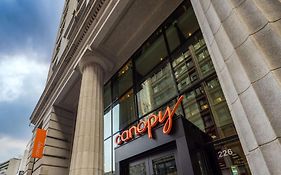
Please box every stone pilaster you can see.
[69,49,112,175]
[191,0,281,174]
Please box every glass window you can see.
[172,50,198,92]
[152,155,177,175]
[166,24,181,52]
[192,41,214,76]
[206,78,225,105]
[135,32,168,80]
[104,138,112,174]
[129,162,146,175]
[104,110,111,139]
[182,86,217,138]
[104,82,111,108]
[177,6,200,39]
[215,141,251,175]
[112,133,119,173]
[141,98,184,123]
[113,61,133,100]
[204,78,236,138]
[164,3,200,53]
[113,90,136,133]
[137,63,177,116]
[113,104,120,134]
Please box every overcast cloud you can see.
[0,0,64,162]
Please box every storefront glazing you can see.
[103,1,250,174]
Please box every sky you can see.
[0,0,64,162]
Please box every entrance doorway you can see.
[129,152,177,175]
[115,117,222,175]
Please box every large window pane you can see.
[177,5,200,39]
[104,138,112,174]
[112,133,119,173]
[148,98,183,119]
[104,110,111,139]
[113,104,120,133]
[113,90,136,133]
[104,82,111,108]
[205,78,236,138]
[165,3,200,53]
[135,33,168,80]
[192,39,214,76]
[113,61,133,100]
[166,24,181,52]
[182,86,217,138]
[137,63,177,116]
[215,141,251,175]
[172,49,199,92]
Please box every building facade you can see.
[0,158,21,175]
[25,0,281,175]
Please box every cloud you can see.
[0,0,65,59]
[0,51,48,103]
[0,135,28,163]
[0,0,64,163]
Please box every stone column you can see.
[191,0,281,174]
[69,49,112,175]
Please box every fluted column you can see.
[69,49,112,175]
[191,0,281,174]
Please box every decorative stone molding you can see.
[79,45,114,73]
[191,0,281,174]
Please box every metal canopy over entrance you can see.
[115,117,221,175]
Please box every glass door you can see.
[129,158,149,175]
[128,152,178,175]
[151,154,177,175]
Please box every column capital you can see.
[79,46,114,73]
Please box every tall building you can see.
[0,158,21,175]
[26,0,281,175]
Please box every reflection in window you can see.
[164,1,200,54]
[141,98,184,123]
[137,64,177,116]
[113,90,136,133]
[215,141,251,175]
[177,6,200,39]
[172,50,198,92]
[166,24,181,52]
[129,162,146,175]
[205,78,235,138]
[104,138,112,174]
[182,87,205,131]
[182,86,217,137]
[135,33,168,80]
[104,110,111,139]
[104,82,111,108]
[193,42,214,76]
[113,61,133,100]
[152,155,177,175]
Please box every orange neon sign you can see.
[115,95,184,145]
[31,129,47,158]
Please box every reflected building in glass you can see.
[26,0,281,175]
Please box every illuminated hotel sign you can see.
[115,96,184,145]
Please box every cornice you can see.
[30,0,110,125]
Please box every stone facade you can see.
[191,0,281,174]
[26,0,281,174]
